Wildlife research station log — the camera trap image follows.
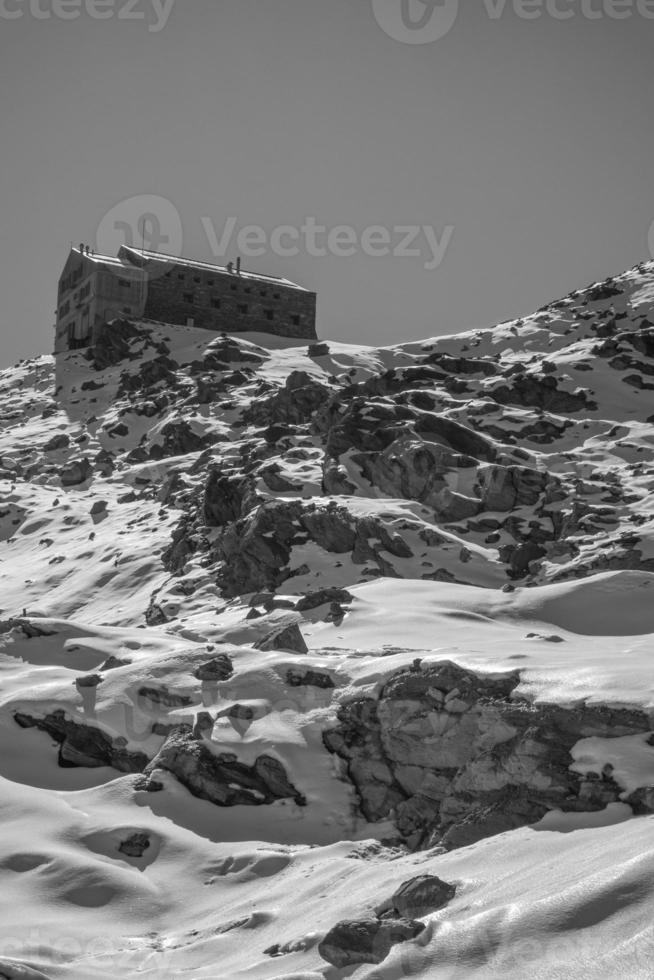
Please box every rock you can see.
[43,433,69,452]
[318,916,425,968]
[59,457,92,487]
[145,600,169,626]
[138,686,193,709]
[296,587,354,612]
[154,419,218,458]
[286,668,335,689]
[75,674,103,689]
[100,655,131,670]
[13,710,147,773]
[387,875,456,918]
[118,832,151,858]
[255,621,308,654]
[202,469,255,526]
[243,370,330,427]
[193,653,234,681]
[323,660,654,849]
[138,725,306,807]
[90,500,108,516]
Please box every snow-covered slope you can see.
[1,261,654,977]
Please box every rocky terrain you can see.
[1,260,654,977]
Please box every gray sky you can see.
[1,0,654,366]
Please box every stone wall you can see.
[142,262,317,339]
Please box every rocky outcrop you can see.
[137,725,306,807]
[202,469,256,527]
[13,710,148,772]
[59,456,92,487]
[243,370,330,427]
[489,375,597,413]
[318,916,425,968]
[88,317,144,370]
[213,500,412,597]
[323,661,654,849]
[254,617,308,654]
[318,873,455,967]
[193,653,234,681]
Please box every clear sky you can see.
[1,0,654,366]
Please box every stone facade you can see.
[54,244,317,353]
[132,251,317,340]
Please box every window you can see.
[194,276,201,283]
[207,278,214,286]
[178,273,185,281]
[264,310,274,321]
[183,292,194,304]
[165,272,172,278]
[123,306,132,314]
[230,284,237,291]
[260,290,267,297]
[211,297,221,309]
[291,315,300,326]
[244,287,251,294]
[118,278,131,288]
[273,293,280,299]
[237,304,248,314]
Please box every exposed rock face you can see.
[255,620,308,654]
[13,710,148,772]
[286,668,335,689]
[138,725,306,807]
[43,433,69,452]
[244,370,329,427]
[382,875,457,918]
[202,469,255,527]
[489,375,597,413]
[88,317,144,369]
[296,587,354,611]
[193,653,234,681]
[324,661,654,849]
[118,832,151,858]
[213,500,412,597]
[318,916,425,968]
[59,457,92,487]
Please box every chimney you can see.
[227,261,234,274]
[79,242,84,253]
[236,256,241,275]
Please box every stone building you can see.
[54,244,317,353]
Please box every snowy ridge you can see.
[1,261,654,976]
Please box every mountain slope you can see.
[1,260,654,977]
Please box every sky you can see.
[1,0,654,366]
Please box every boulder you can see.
[138,725,306,807]
[318,916,425,968]
[387,875,456,918]
[59,457,92,487]
[193,653,234,681]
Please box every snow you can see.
[2,260,654,976]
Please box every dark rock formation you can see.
[119,832,151,858]
[137,725,306,807]
[318,916,425,968]
[59,457,92,487]
[255,620,308,654]
[323,661,654,849]
[13,710,148,772]
[193,653,234,681]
